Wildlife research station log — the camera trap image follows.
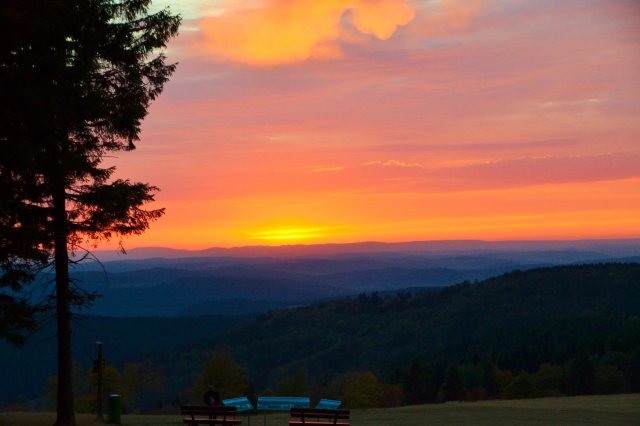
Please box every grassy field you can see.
[1,394,638,426]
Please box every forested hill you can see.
[1,263,639,409]
[164,263,640,390]
[0,315,249,406]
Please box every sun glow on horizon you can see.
[249,226,339,243]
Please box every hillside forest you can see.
[1,263,639,413]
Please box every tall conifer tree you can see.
[0,1,180,424]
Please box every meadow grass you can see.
[1,394,638,426]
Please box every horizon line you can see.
[96,236,640,253]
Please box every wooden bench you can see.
[289,408,350,426]
[181,405,241,425]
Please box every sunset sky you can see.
[108,0,640,248]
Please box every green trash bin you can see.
[108,394,122,424]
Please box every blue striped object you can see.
[257,396,310,411]
[223,397,254,412]
[315,399,342,410]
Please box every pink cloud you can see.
[429,152,640,192]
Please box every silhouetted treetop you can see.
[1,1,180,424]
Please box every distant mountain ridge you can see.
[91,238,640,261]
[61,263,504,316]
[55,239,640,317]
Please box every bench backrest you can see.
[181,405,238,417]
[290,408,350,422]
[223,397,254,412]
[315,399,342,410]
[257,396,310,411]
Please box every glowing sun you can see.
[250,226,335,243]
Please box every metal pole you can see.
[96,341,104,420]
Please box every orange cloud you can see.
[350,0,415,39]
[197,0,415,65]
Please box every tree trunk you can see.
[52,175,75,426]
